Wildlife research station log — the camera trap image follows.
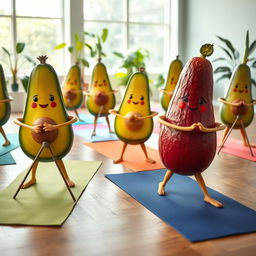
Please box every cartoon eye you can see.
[129,94,133,100]
[199,97,206,105]
[33,95,38,102]
[181,95,188,102]
[103,79,106,83]
[245,85,248,89]
[235,84,239,89]
[140,96,144,101]
[49,95,55,102]
[74,80,77,85]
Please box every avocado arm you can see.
[136,111,158,120]
[83,90,92,96]
[0,96,13,103]
[197,122,226,133]
[104,90,118,96]
[14,118,42,133]
[43,116,77,131]
[108,109,125,118]
[159,88,173,96]
[218,97,256,106]
[158,115,197,131]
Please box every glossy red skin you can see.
[159,57,216,175]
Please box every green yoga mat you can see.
[0,160,101,226]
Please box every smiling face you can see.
[31,94,57,109]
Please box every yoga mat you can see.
[0,133,19,156]
[217,137,256,161]
[75,127,118,142]
[72,114,105,125]
[84,140,164,171]
[72,123,106,131]
[0,153,16,165]
[0,160,101,226]
[105,170,256,242]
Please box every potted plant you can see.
[1,42,35,92]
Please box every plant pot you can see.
[9,91,26,113]
[11,82,19,92]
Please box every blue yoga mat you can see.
[72,114,104,125]
[0,153,16,165]
[105,169,256,242]
[74,127,118,142]
[0,133,19,156]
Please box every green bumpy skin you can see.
[219,64,254,128]
[20,62,73,162]
[87,62,115,116]
[114,70,153,145]
[0,65,11,126]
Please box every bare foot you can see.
[2,140,10,147]
[158,182,166,196]
[146,158,156,164]
[204,196,223,208]
[244,143,256,148]
[67,179,75,187]
[91,131,96,137]
[22,179,37,189]
[113,158,123,164]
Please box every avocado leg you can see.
[240,126,255,150]
[21,160,39,189]
[103,106,113,134]
[55,159,75,187]
[158,170,174,195]
[0,127,10,146]
[92,106,104,137]
[194,172,223,208]
[140,143,156,164]
[114,142,128,164]
[74,108,83,122]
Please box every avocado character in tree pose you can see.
[109,67,158,164]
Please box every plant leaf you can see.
[251,60,256,68]
[23,55,36,65]
[214,66,232,74]
[68,46,74,53]
[81,58,89,67]
[113,51,124,58]
[84,32,95,38]
[54,43,67,50]
[75,41,84,52]
[74,33,80,42]
[216,35,236,59]
[101,28,108,43]
[16,42,25,54]
[218,46,233,61]
[1,46,11,56]
[248,40,256,56]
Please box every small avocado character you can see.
[0,64,12,146]
[160,56,183,111]
[85,58,117,136]
[109,67,158,164]
[218,31,256,151]
[62,65,84,121]
[14,56,77,197]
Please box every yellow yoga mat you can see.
[0,160,101,226]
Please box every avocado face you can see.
[87,62,115,116]
[161,58,183,111]
[0,64,11,126]
[20,63,73,161]
[115,71,153,144]
[220,64,254,127]
[62,65,83,110]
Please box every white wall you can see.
[181,0,256,103]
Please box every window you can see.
[0,0,64,76]
[84,0,172,73]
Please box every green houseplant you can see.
[213,31,256,86]
[1,42,35,92]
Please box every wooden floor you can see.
[0,107,256,256]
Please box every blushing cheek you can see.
[179,101,186,109]
[233,89,237,92]
[31,102,37,108]
[245,90,248,94]
[200,105,207,112]
[51,102,57,108]
[140,101,144,105]
[127,100,131,104]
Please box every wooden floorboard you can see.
[0,107,255,256]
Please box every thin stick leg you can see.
[140,143,155,163]
[74,108,82,122]
[194,173,223,208]
[0,127,10,146]
[239,121,254,156]
[218,115,239,154]
[13,144,45,199]
[103,107,113,133]
[158,170,174,195]
[48,143,76,202]
[92,106,103,137]
[114,142,128,164]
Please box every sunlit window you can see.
[0,0,64,76]
[84,0,172,73]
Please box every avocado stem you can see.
[37,56,48,64]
